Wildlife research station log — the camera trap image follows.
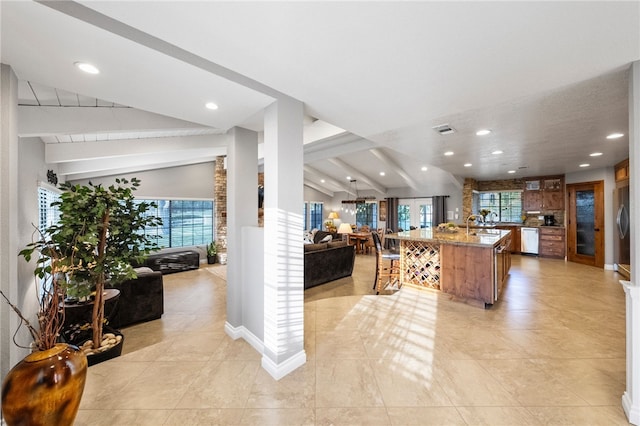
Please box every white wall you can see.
[69,162,215,200]
[565,166,616,266]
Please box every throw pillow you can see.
[320,234,333,243]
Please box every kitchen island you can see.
[392,228,511,307]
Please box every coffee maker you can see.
[544,215,555,226]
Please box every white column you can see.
[622,59,640,425]
[225,127,258,332]
[262,98,306,380]
[0,63,21,379]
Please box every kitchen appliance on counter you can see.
[544,215,556,226]
[614,180,631,279]
[521,227,539,255]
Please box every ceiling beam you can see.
[303,179,334,197]
[326,157,387,195]
[46,133,229,163]
[369,148,419,190]
[303,165,354,195]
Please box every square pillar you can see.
[621,59,640,425]
[262,98,305,379]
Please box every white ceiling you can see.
[1,1,638,194]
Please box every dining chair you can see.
[371,231,401,294]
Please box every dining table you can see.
[348,232,372,254]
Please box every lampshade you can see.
[337,223,352,234]
[328,211,339,220]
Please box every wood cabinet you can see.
[615,158,629,182]
[523,175,564,212]
[495,225,521,254]
[539,226,565,259]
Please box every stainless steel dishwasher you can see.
[521,227,539,255]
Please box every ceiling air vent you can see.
[432,123,455,135]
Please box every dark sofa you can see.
[304,240,356,289]
[108,269,164,328]
[141,250,199,274]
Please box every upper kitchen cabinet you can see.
[523,175,565,212]
[615,158,629,182]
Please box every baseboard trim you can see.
[224,322,264,353]
[261,350,307,381]
[622,391,640,425]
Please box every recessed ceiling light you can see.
[579,163,590,168]
[346,176,352,180]
[589,152,603,157]
[508,170,516,174]
[320,179,325,183]
[464,163,472,167]
[492,150,503,155]
[421,166,428,172]
[205,102,219,110]
[74,61,99,74]
[379,172,385,176]
[444,151,454,156]
[607,133,624,139]
[476,129,491,136]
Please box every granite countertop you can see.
[391,228,511,248]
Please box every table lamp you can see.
[337,222,352,241]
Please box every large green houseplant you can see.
[30,177,162,351]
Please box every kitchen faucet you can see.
[466,214,477,235]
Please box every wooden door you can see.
[566,181,604,267]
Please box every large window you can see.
[303,201,324,230]
[477,191,522,222]
[355,202,377,229]
[138,199,214,248]
[38,186,60,233]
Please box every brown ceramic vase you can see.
[1,343,88,426]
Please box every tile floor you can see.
[75,254,630,425]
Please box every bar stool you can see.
[372,231,401,294]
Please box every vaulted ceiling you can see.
[2,1,638,195]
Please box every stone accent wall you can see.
[215,156,227,250]
[462,178,478,220]
[477,178,524,192]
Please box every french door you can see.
[566,181,604,267]
[396,198,432,231]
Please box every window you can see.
[38,186,60,233]
[398,204,410,231]
[355,202,377,229]
[477,191,522,222]
[137,199,214,248]
[303,201,324,230]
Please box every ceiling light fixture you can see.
[444,151,454,156]
[421,166,428,172]
[205,102,219,110]
[346,176,352,180]
[320,179,325,183]
[579,163,590,168]
[379,172,385,176]
[341,179,375,215]
[508,170,516,174]
[476,129,491,136]
[606,133,624,139]
[74,61,99,74]
[589,152,603,157]
[492,150,503,155]
[464,163,472,167]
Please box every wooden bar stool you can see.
[372,231,401,294]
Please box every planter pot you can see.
[207,254,217,264]
[1,343,88,426]
[65,326,125,366]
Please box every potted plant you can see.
[1,231,88,425]
[39,177,162,362]
[207,241,218,264]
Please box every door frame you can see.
[566,180,605,268]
